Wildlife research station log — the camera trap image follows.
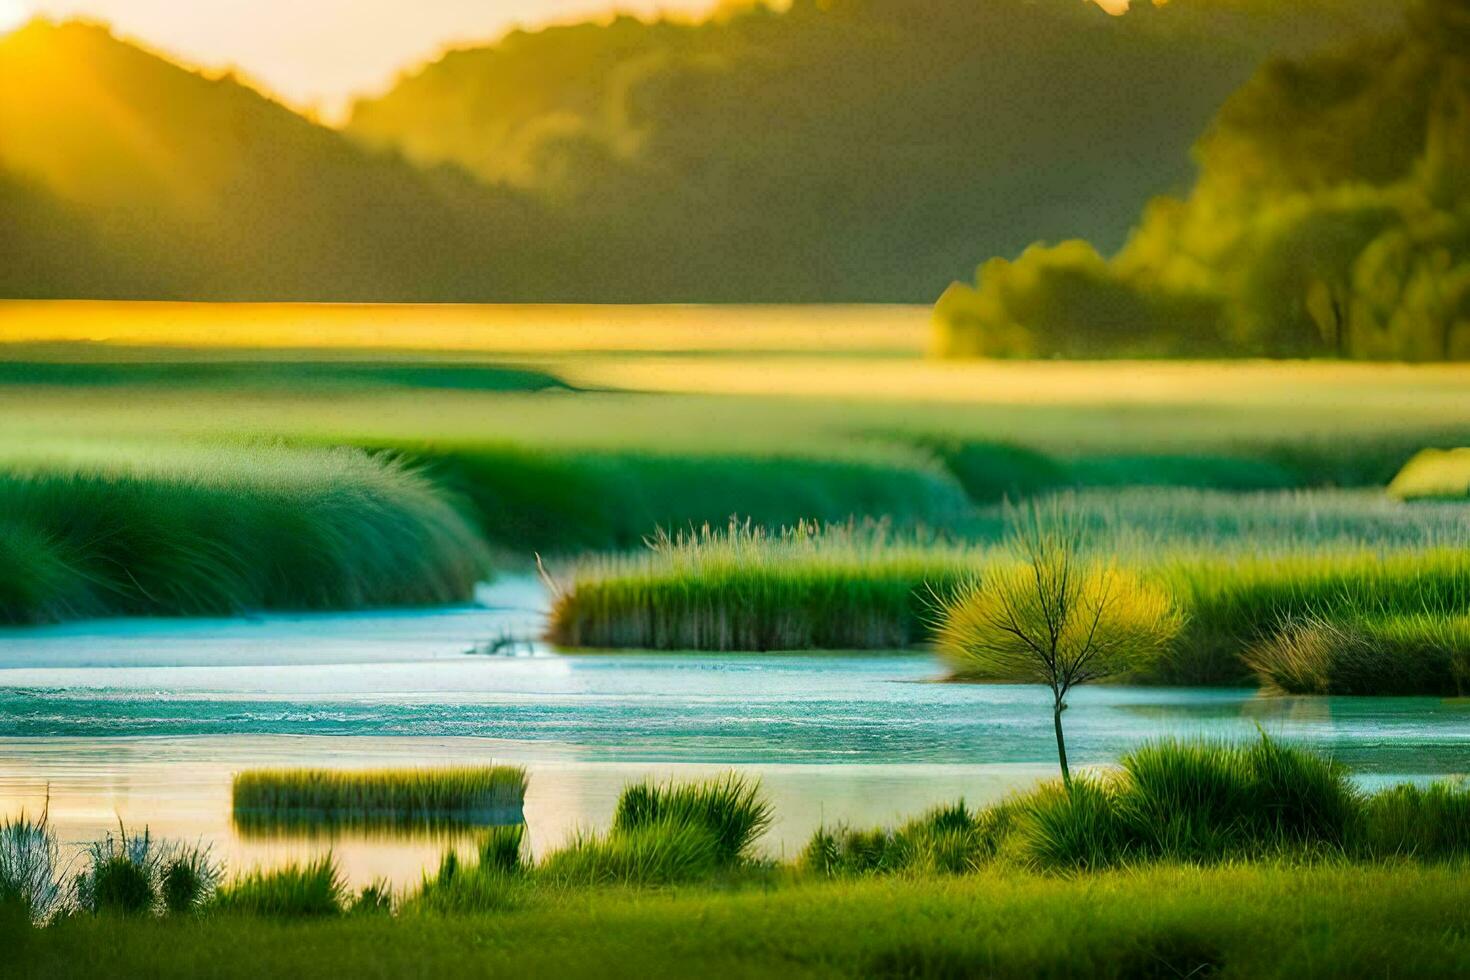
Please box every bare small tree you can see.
[936,500,1180,787]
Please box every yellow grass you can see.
[0,301,927,355]
[553,354,1470,407]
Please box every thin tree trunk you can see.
[1053,699,1071,788]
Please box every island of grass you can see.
[548,497,1470,695]
[231,766,527,833]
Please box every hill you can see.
[935,0,1470,359]
[0,20,558,301]
[0,3,1400,302]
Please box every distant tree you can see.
[936,502,1181,787]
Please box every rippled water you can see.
[1,576,1465,885]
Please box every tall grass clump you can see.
[0,441,489,624]
[539,775,771,887]
[613,773,772,865]
[1357,780,1470,860]
[73,827,219,917]
[802,801,1011,876]
[1160,548,1470,685]
[0,811,63,924]
[232,766,526,832]
[549,519,980,650]
[1245,613,1470,696]
[409,826,529,914]
[1018,735,1358,869]
[538,822,722,887]
[213,855,346,918]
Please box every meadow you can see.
[6,740,1470,978]
[5,303,1470,696]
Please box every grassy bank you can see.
[8,740,1470,977]
[232,766,527,833]
[547,522,979,650]
[0,442,489,624]
[549,500,1470,691]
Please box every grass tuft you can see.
[612,773,772,865]
[0,811,63,924]
[213,855,346,918]
[539,821,722,887]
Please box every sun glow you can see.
[0,0,28,33]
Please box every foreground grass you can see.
[9,744,1470,975]
[8,865,1469,978]
[0,441,489,624]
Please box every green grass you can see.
[802,800,1012,877]
[549,504,1470,691]
[8,351,1470,623]
[231,766,527,832]
[7,744,1470,976]
[0,441,489,625]
[213,855,346,918]
[0,811,62,924]
[73,827,222,917]
[367,440,972,553]
[11,865,1470,978]
[547,521,981,650]
[1243,613,1470,696]
[613,773,772,865]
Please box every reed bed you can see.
[0,440,490,625]
[547,521,983,650]
[232,766,527,832]
[550,500,1470,691]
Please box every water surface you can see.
[2,577,1464,885]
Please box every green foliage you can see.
[159,846,222,915]
[1357,779,1470,860]
[232,766,527,833]
[548,520,979,650]
[213,856,346,918]
[939,1,1470,359]
[801,801,1010,876]
[1389,447,1470,499]
[11,864,1470,978]
[2,1,1389,302]
[0,443,488,625]
[1244,613,1470,695]
[75,828,163,916]
[933,525,1182,687]
[385,442,971,553]
[477,824,528,876]
[612,773,772,864]
[1017,736,1360,868]
[348,880,394,916]
[539,822,723,887]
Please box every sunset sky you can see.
[4,0,728,118]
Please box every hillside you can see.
[0,20,558,301]
[0,3,1400,303]
[935,0,1470,360]
[347,0,1398,302]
